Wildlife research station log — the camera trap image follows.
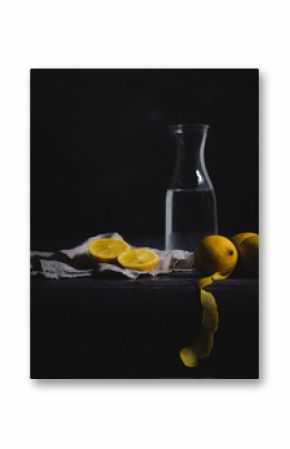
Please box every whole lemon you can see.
[194,235,238,275]
[231,232,258,248]
[238,235,259,275]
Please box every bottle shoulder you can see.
[170,169,214,190]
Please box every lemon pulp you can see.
[118,248,160,272]
[88,238,130,262]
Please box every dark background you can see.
[31,69,258,249]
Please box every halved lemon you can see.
[117,248,160,272]
[88,238,130,262]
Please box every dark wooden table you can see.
[31,271,259,379]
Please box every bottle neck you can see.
[171,128,212,189]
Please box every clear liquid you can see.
[165,188,218,250]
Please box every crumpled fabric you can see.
[31,233,195,280]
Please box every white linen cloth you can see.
[31,233,195,280]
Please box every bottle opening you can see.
[171,123,210,134]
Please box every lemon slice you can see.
[88,238,130,262]
[117,248,160,272]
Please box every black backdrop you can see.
[31,69,258,249]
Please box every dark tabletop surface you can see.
[31,271,259,379]
[31,271,258,289]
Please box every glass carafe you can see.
[165,124,218,250]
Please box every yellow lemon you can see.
[239,235,259,275]
[194,235,238,275]
[231,232,259,275]
[231,232,258,248]
[88,238,130,262]
[118,248,160,272]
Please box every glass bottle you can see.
[165,124,218,250]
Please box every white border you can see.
[0,1,289,448]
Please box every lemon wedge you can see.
[88,238,130,262]
[117,248,160,272]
